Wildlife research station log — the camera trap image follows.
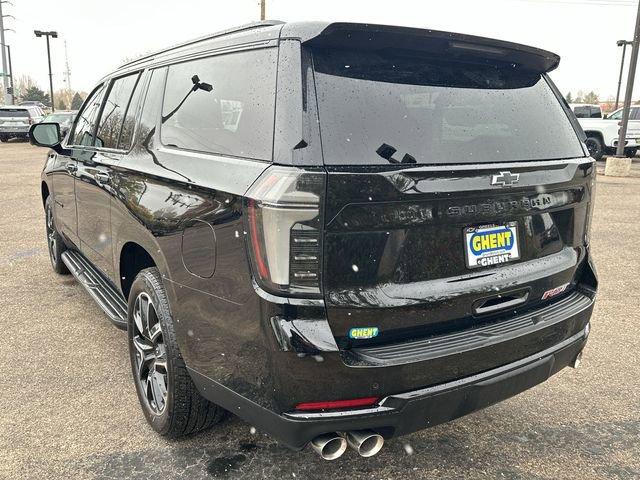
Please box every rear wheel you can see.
[625,147,638,158]
[127,267,224,437]
[585,136,604,160]
[45,196,69,274]
[0,136,8,143]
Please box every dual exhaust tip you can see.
[310,430,384,460]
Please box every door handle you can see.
[95,172,111,184]
[65,163,77,173]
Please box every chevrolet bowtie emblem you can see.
[491,171,520,187]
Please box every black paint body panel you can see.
[37,21,597,448]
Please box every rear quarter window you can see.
[312,48,585,165]
[160,48,277,161]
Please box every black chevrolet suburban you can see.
[29,21,597,460]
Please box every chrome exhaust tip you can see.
[344,430,384,457]
[310,433,348,460]
[572,351,583,369]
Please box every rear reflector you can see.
[295,396,379,411]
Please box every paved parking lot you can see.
[0,140,639,480]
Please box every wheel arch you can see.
[41,181,50,208]
[118,241,163,299]
[583,130,605,145]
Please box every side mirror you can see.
[603,114,608,119]
[29,122,71,155]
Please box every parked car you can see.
[41,110,77,139]
[19,100,49,114]
[569,103,602,119]
[29,21,597,460]
[0,105,44,141]
[573,105,640,159]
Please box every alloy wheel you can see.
[585,138,601,159]
[132,292,168,415]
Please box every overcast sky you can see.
[3,0,639,100]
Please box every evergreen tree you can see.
[23,86,50,106]
[70,92,84,110]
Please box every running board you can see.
[61,250,128,330]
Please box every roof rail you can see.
[119,20,285,69]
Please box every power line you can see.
[508,0,638,6]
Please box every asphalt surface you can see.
[0,141,639,480]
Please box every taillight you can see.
[244,166,326,297]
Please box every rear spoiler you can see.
[281,22,560,73]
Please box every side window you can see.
[608,109,623,120]
[71,85,106,146]
[118,73,147,150]
[573,106,589,118]
[95,72,141,149]
[137,68,167,150]
[590,107,601,118]
[631,107,640,120]
[160,48,277,161]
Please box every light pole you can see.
[615,40,632,110]
[616,1,640,158]
[34,30,57,112]
[0,0,12,105]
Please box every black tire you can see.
[0,137,8,143]
[625,147,638,158]
[45,196,69,275]
[585,136,604,161]
[127,267,224,438]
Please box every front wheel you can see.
[585,136,604,161]
[625,147,638,158]
[45,196,69,274]
[127,267,224,438]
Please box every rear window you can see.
[44,113,74,123]
[161,48,277,161]
[0,109,29,118]
[573,106,591,118]
[312,48,585,165]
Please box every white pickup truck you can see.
[569,104,640,160]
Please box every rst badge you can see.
[464,222,520,269]
[542,283,569,300]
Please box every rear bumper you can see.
[189,324,589,450]
[611,137,640,148]
[0,127,29,136]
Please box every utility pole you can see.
[616,1,640,157]
[615,40,632,110]
[260,0,266,21]
[0,0,12,105]
[34,30,58,112]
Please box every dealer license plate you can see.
[464,222,520,269]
